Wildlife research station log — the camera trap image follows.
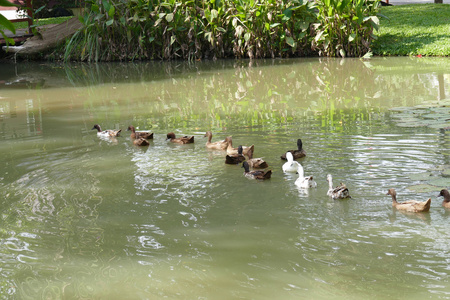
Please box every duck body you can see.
[327,174,351,199]
[225,145,245,164]
[92,124,121,137]
[294,164,316,188]
[225,137,254,156]
[242,161,272,180]
[282,152,301,173]
[246,149,268,169]
[438,189,450,208]
[281,139,306,160]
[387,188,431,213]
[166,132,194,144]
[127,125,153,139]
[204,131,228,150]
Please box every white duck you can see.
[282,152,301,173]
[294,164,317,188]
[327,174,351,199]
[92,124,121,137]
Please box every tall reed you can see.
[64,0,380,62]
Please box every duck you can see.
[294,164,317,188]
[438,189,450,208]
[92,124,122,137]
[204,131,228,150]
[386,188,431,213]
[166,132,194,144]
[225,145,246,165]
[281,139,306,160]
[246,148,268,169]
[282,152,301,173]
[225,136,254,156]
[127,125,153,139]
[133,138,150,146]
[327,174,351,199]
[242,161,272,180]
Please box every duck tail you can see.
[423,198,431,212]
[263,170,272,179]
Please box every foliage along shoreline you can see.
[59,0,380,62]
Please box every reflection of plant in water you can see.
[27,59,446,132]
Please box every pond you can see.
[0,57,449,299]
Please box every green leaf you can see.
[286,36,296,47]
[244,32,251,42]
[166,13,173,22]
[0,14,15,34]
[349,33,356,42]
[106,19,114,26]
[0,0,17,7]
[282,8,293,19]
[211,9,218,19]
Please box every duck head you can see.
[166,132,176,140]
[242,161,250,172]
[387,188,396,197]
[127,126,135,131]
[92,124,101,131]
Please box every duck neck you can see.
[328,177,333,190]
[443,190,450,203]
[206,133,212,143]
[297,166,304,179]
[390,193,398,204]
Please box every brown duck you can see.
[133,138,150,146]
[127,125,153,139]
[438,189,450,208]
[204,131,228,150]
[225,145,245,165]
[242,161,272,180]
[281,139,306,160]
[386,188,431,213]
[166,132,194,144]
[225,136,254,156]
[246,148,268,169]
[92,124,121,137]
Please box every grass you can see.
[0,16,72,31]
[373,4,450,56]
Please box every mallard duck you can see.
[127,125,153,139]
[92,124,121,137]
[166,132,194,144]
[281,139,306,160]
[225,136,254,156]
[282,152,301,173]
[294,164,316,188]
[204,131,228,150]
[438,189,450,208]
[327,174,351,199]
[225,145,246,164]
[246,148,268,169]
[386,188,431,213]
[133,138,150,146]
[242,161,272,180]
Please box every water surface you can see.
[0,57,449,299]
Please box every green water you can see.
[0,57,449,299]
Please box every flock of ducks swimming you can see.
[92,124,450,213]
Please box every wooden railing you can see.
[6,0,33,33]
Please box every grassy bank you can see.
[373,4,450,56]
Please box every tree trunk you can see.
[435,0,443,3]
